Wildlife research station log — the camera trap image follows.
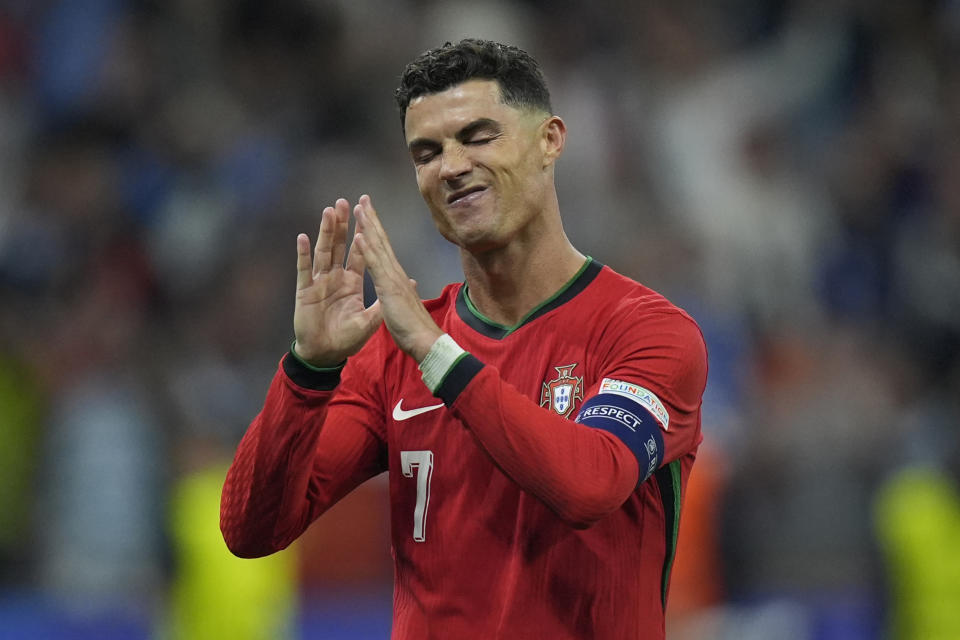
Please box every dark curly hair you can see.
[395,39,552,132]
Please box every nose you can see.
[438,145,471,182]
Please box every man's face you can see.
[404,79,551,253]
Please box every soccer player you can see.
[221,39,708,639]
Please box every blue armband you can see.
[575,392,665,484]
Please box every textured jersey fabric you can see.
[221,259,708,640]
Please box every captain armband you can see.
[574,379,671,484]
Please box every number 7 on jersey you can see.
[400,450,434,542]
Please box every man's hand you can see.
[353,195,444,362]
[293,198,383,367]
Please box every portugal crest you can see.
[540,363,584,418]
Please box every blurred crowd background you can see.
[1,0,959,638]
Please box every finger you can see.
[356,195,395,258]
[355,196,381,245]
[352,232,381,279]
[345,219,367,276]
[331,198,350,268]
[313,207,336,275]
[355,197,400,266]
[355,234,413,310]
[296,233,313,290]
[353,233,397,296]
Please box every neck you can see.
[460,227,586,328]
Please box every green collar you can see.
[456,258,602,339]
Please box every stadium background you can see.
[1,0,958,638]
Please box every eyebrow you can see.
[407,118,502,152]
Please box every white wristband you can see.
[419,333,467,393]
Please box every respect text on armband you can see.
[576,405,644,432]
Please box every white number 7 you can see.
[400,450,434,542]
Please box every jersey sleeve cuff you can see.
[283,343,345,391]
[434,354,484,406]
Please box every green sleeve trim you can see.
[289,340,346,372]
[657,460,683,608]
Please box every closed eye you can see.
[411,147,440,165]
[457,118,502,145]
[465,135,497,146]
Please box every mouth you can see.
[447,186,487,206]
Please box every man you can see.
[221,39,707,639]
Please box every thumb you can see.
[363,299,384,331]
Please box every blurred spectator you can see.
[0,352,43,584]
[647,4,846,329]
[874,389,960,640]
[160,456,296,640]
[36,374,164,610]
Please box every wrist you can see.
[292,340,347,370]
[418,334,468,393]
[285,343,344,391]
[409,329,446,364]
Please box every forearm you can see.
[220,354,381,557]
[432,355,640,527]
[220,361,333,556]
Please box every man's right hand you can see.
[293,198,383,367]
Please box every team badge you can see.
[540,364,584,418]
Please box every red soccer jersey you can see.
[221,259,708,640]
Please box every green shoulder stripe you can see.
[655,460,683,609]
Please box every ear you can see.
[540,115,566,168]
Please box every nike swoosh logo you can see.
[392,399,445,421]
